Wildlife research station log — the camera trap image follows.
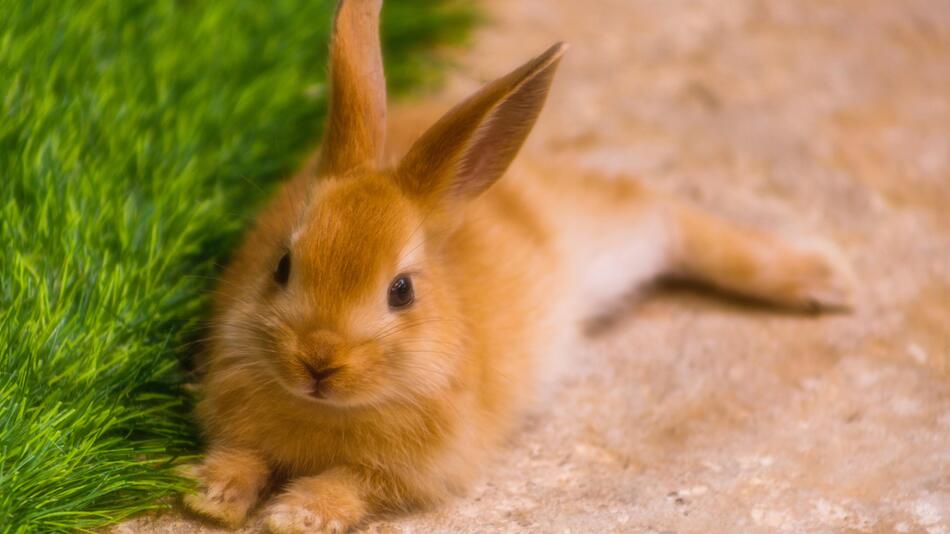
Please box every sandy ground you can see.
[121,0,950,532]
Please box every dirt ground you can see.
[120,0,950,532]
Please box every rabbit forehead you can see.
[292,173,416,314]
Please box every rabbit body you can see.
[183,1,854,532]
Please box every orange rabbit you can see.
[183,1,855,532]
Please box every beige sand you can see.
[120,0,950,532]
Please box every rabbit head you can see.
[223,0,566,409]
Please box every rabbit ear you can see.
[396,42,568,205]
[317,0,387,176]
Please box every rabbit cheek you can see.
[265,336,312,397]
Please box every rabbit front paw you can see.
[265,470,367,534]
[181,448,269,528]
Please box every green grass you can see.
[0,1,474,531]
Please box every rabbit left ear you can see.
[317,0,387,176]
[396,42,568,206]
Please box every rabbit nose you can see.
[300,330,343,396]
[304,361,341,397]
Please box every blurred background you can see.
[3,0,949,532]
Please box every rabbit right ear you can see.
[317,0,387,176]
[396,42,567,208]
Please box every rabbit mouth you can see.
[304,363,342,399]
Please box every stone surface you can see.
[122,0,950,532]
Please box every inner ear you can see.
[395,42,568,206]
[450,56,563,199]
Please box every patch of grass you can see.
[0,1,474,532]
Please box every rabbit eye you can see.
[274,252,291,286]
[388,274,414,309]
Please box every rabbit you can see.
[181,0,855,532]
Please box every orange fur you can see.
[183,1,855,532]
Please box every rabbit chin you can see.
[275,372,392,409]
